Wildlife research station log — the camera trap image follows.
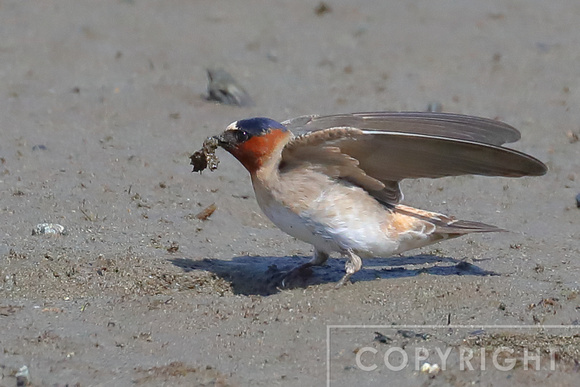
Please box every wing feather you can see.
[282,128,385,192]
[336,131,547,181]
[283,111,521,145]
[281,112,547,204]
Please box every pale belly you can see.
[253,175,413,258]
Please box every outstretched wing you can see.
[283,112,522,146]
[281,112,547,204]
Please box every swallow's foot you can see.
[280,250,330,288]
[335,274,352,288]
[335,250,362,288]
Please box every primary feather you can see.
[281,112,547,204]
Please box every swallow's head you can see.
[216,117,291,174]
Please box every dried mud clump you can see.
[190,136,220,173]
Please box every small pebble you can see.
[420,362,440,374]
[373,331,392,344]
[206,68,253,107]
[426,102,443,113]
[314,2,332,16]
[32,223,67,236]
[566,130,579,144]
[15,365,30,386]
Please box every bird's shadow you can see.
[169,254,498,296]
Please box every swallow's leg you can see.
[281,249,329,288]
[336,249,362,288]
[306,249,330,267]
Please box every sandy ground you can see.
[1,1,579,386]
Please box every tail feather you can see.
[436,219,506,235]
[393,204,506,235]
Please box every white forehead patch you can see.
[226,121,239,131]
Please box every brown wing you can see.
[283,111,522,146]
[281,127,386,193]
[281,112,547,204]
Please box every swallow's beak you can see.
[213,134,225,146]
[214,131,236,151]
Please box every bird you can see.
[209,112,547,287]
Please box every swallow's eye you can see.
[235,130,251,143]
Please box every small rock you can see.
[420,362,440,374]
[166,241,179,253]
[15,365,30,386]
[205,68,253,107]
[576,193,580,208]
[566,130,579,144]
[32,223,67,236]
[314,2,332,16]
[397,329,430,340]
[373,331,392,344]
[426,102,443,113]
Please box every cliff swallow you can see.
[207,112,547,287]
